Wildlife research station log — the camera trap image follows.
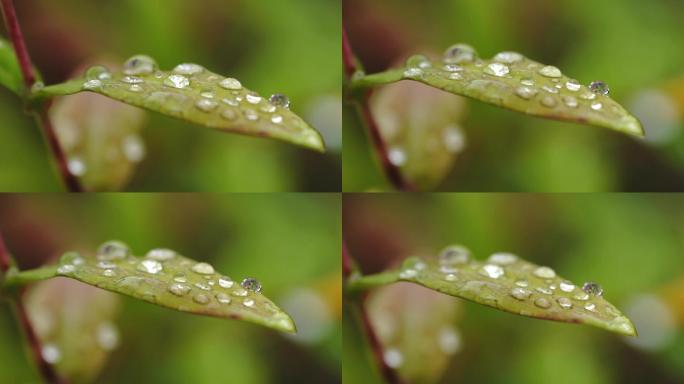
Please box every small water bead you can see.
[260,104,277,113]
[493,51,523,63]
[589,81,609,95]
[565,80,581,92]
[480,264,504,279]
[191,262,215,275]
[195,98,218,112]
[557,297,573,309]
[443,43,477,64]
[441,273,457,282]
[271,114,283,124]
[538,65,562,78]
[540,95,557,108]
[399,269,418,279]
[534,297,552,309]
[218,277,234,288]
[241,278,262,293]
[515,280,529,287]
[97,261,116,269]
[68,157,86,176]
[173,63,204,75]
[520,79,535,86]
[232,288,248,297]
[443,64,463,72]
[216,292,231,304]
[164,74,190,89]
[57,264,76,274]
[83,79,102,90]
[406,54,431,69]
[168,283,191,296]
[563,96,579,108]
[222,97,239,107]
[439,245,471,265]
[41,344,61,364]
[195,282,211,291]
[138,259,163,274]
[193,293,210,304]
[484,63,509,77]
[200,91,215,99]
[98,241,130,260]
[388,147,406,166]
[448,72,463,80]
[221,109,237,120]
[591,102,603,111]
[510,287,532,301]
[515,86,538,100]
[243,298,255,307]
[173,273,187,283]
[145,248,176,261]
[123,55,157,75]
[121,76,144,84]
[245,93,262,104]
[383,348,404,368]
[440,265,458,274]
[219,77,242,90]
[579,91,596,100]
[574,292,590,301]
[102,269,116,277]
[128,84,143,93]
[403,67,423,78]
[542,85,559,94]
[243,108,259,121]
[559,281,576,292]
[584,303,597,312]
[582,282,603,296]
[488,252,518,265]
[536,287,552,295]
[268,93,290,109]
[533,266,556,279]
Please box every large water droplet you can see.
[582,282,603,296]
[480,264,504,279]
[218,276,234,288]
[164,74,190,89]
[493,51,523,63]
[82,79,103,90]
[195,98,218,112]
[240,278,261,293]
[538,65,562,78]
[534,297,552,309]
[487,252,518,265]
[406,54,431,69]
[269,93,290,109]
[533,266,556,279]
[86,65,112,81]
[191,262,215,275]
[484,62,509,77]
[438,245,471,265]
[559,281,576,292]
[403,67,423,78]
[591,102,603,111]
[193,293,210,304]
[540,95,557,108]
[271,114,283,124]
[515,86,538,100]
[97,241,130,260]
[219,77,242,90]
[138,259,163,274]
[245,93,262,104]
[443,44,477,64]
[510,287,531,300]
[557,297,573,309]
[168,283,191,296]
[243,298,255,307]
[173,63,204,75]
[584,302,597,312]
[123,55,157,75]
[589,81,609,95]
[565,80,581,92]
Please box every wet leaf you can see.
[26,278,121,383]
[52,69,147,191]
[353,46,643,136]
[0,37,22,95]
[367,283,462,383]
[54,242,296,333]
[371,78,467,190]
[34,57,325,151]
[349,245,636,336]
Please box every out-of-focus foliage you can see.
[343,193,684,384]
[0,194,340,383]
[344,0,684,192]
[0,0,340,192]
[0,37,22,95]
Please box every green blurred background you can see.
[0,0,340,192]
[343,0,684,191]
[344,193,684,384]
[0,193,341,383]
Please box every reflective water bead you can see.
[218,277,234,288]
[164,74,189,89]
[542,85,559,94]
[484,63,509,77]
[538,65,562,78]
[439,245,471,265]
[243,108,259,121]
[194,282,211,291]
[102,269,116,277]
[444,273,457,281]
[565,80,581,92]
[145,248,175,261]
[520,79,535,86]
[168,283,191,296]
[534,297,552,309]
[271,114,283,124]
[493,51,523,63]
[173,273,188,283]
[137,259,163,274]
[97,241,130,260]
[488,252,518,265]
[584,303,597,312]
[533,266,556,279]
[191,262,215,275]
[97,261,116,269]
[67,157,85,176]
[515,280,529,287]
[261,104,276,113]
[591,102,603,111]
[540,95,557,108]
[245,93,262,104]
[559,281,576,292]
[536,287,552,295]
[200,91,215,99]
[563,96,579,108]
[443,64,463,72]
[216,292,231,304]
[557,297,573,309]
[121,76,144,84]
[589,81,609,95]
[128,84,143,92]
[41,344,61,364]
[221,109,237,120]
[195,98,218,112]
[388,147,406,166]
[123,55,157,75]
[193,293,210,304]
[403,67,423,77]
[480,264,504,279]
[515,86,538,100]
[574,292,590,301]
[243,298,255,307]
[582,282,603,296]
[268,93,290,109]
[219,77,242,90]
[173,63,204,75]
[83,79,102,90]
[448,72,463,80]
[222,97,239,107]
[406,54,431,69]
[443,43,477,64]
[57,264,75,274]
[232,288,248,297]
[241,278,262,293]
[510,287,531,300]
[580,91,596,100]
[399,269,417,279]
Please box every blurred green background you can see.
[344,193,684,384]
[0,0,340,192]
[343,0,684,191]
[0,193,341,383]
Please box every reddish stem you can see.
[342,240,353,278]
[0,0,83,192]
[342,26,414,191]
[0,229,10,273]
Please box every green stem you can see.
[3,265,59,289]
[346,270,399,293]
[350,69,404,90]
[30,80,83,101]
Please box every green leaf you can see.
[0,37,23,95]
[353,45,644,137]
[348,245,637,336]
[54,241,296,333]
[370,78,467,190]
[33,56,325,152]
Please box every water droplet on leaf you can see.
[533,266,556,279]
[219,77,242,90]
[589,81,609,95]
[480,264,504,279]
[493,51,523,63]
[164,74,190,89]
[97,241,130,260]
[559,281,576,292]
[484,62,509,77]
[582,282,603,296]
[123,55,157,75]
[443,43,477,64]
[534,297,552,309]
[439,245,471,265]
[195,98,218,112]
[538,65,562,78]
[173,63,204,75]
[488,252,518,265]
[193,293,210,304]
[191,262,215,275]
[268,93,290,109]
[558,297,573,309]
[510,287,531,300]
[137,259,163,274]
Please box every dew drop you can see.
[448,72,463,80]
[484,62,509,77]
[488,252,518,265]
[245,93,262,104]
[406,54,431,69]
[515,280,529,287]
[438,245,470,266]
[565,80,581,92]
[515,86,538,100]
[57,264,75,274]
[243,298,255,307]
[173,273,187,283]
[589,81,609,95]
[268,93,290,109]
[574,292,590,301]
[443,43,477,64]
[520,78,535,86]
[399,269,417,279]
[533,266,556,279]
[67,157,86,176]
[536,287,552,295]
[243,108,259,121]
[137,259,163,274]
[128,84,143,93]
[563,96,579,108]
[218,276,234,288]
[221,109,237,120]
[193,293,210,304]
[480,264,504,279]
[557,297,573,309]
[443,64,463,72]
[123,55,157,75]
[164,74,190,89]
[403,67,423,77]
[195,98,218,112]
[219,77,242,90]
[534,297,552,309]
[232,288,248,297]
[102,269,116,277]
[582,282,603,296]
[510,287,531,300]
[591,102,603,111]
[542,85,559,94]
[97,261,116,269]
[222,97,239,107]
[444,273,457,282]
[241,278,262,293]
[83,79,102,90]
[271,114,283,124]
[191,262,215,275]
[388,147,406,166]
[97,241,130,260]
[540,95,557,108]
[173,63,204,75]
[559,281,576,292]
[261,104,276,113]
[216,292,231,304]
[580,91,596,100]
[194,282,211,291]
[584,303,597,312]
[41,344,61,364]
[200,91,215,98]
[121,75,144,84]
[493,51,523,63]
[538,65,562,78]
[168,283,191,296]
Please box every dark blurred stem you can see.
[0,229,10,273]
[342,26,414,191]
[344,242,404,384]
[0,0,83,192]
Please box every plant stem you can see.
[0,229,11,273]
[342,26,414,191]
[3,265,59,289]
[0,0,83,192]
[346,271,398,293]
